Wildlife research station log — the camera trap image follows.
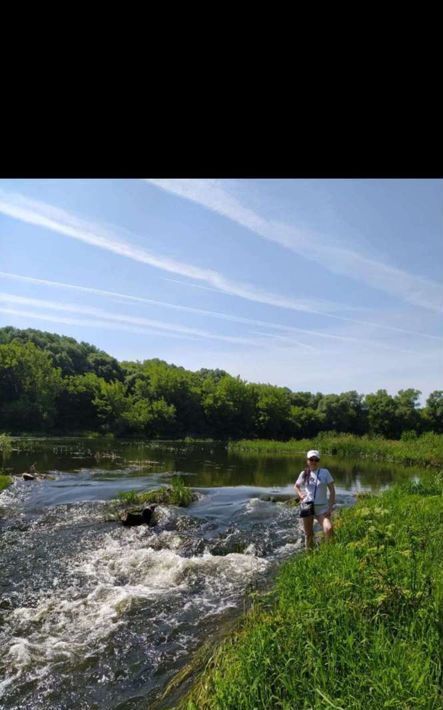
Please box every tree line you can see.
[0,326,442,439]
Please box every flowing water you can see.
[0,439,408,709]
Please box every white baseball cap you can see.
[307,449,320,459]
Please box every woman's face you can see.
[307,456,320,470]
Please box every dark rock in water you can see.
[22,472,36,481]
[120,505,157,526]
[120,511,143,526]
[142,505,158,525]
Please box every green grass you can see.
[182,469,443,709]
[228,432,443,468]
[0,473,13,490]
[117,476,197,507]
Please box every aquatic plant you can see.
[117,476,197,507]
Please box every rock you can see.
[22,472,36,481]
[120,505,157,526]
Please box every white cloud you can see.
[0,189,347,317]
[0,307,203,340]
[146,179,443,314]
[1,272,440,352]
[0,293,265,347]
[1,189,441,342]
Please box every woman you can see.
[294,449,336,550]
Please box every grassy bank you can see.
[182,470,443,709]
[228,432,443,467]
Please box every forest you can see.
[0,326,442,438]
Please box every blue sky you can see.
[0,179,441,401]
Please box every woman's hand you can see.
[294,485,304,501]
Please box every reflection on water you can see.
[6,436,415,492]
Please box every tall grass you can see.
[117,476,196,507]
[182,469,443,709]
[0,474,12,491]
[228,432,443,467]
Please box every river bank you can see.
[181,467,443,709]
[228,432,443,468]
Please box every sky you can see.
[0,178,442,401]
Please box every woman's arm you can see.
[294,483,305,501]
[327,482,336,513]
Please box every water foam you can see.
[1,520,269,694]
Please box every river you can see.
[0,438,409,709]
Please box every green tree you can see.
[0,327,123,381]
[365,389,398,438]
[0,341,62,431]
[93,379,130,434]
[250,384,293,439]
[123,397,176,436]
[290,406,322,438]
[131,359,204,436]
[291,391,323,409]
[423,390,443,433]
[394,389,422,435]
[56,373,102,431]
[202,375,255,438]
[317,391,367,435]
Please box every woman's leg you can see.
[302,515,314,549]
[316,513,333,542]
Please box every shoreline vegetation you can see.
[228,432,443,468]
[179,467,443,710]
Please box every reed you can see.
[228,432,443,467]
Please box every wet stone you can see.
[120,505,157,526]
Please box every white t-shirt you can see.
[295,468,334,507]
